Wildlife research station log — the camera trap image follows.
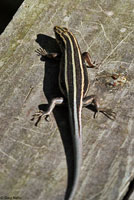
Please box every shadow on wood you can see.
[34,33,77,199]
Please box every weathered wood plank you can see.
[0,0,134,199]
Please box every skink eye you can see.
[54,26,59,32]
[62,27,68,32]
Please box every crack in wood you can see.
[122,178,134,200]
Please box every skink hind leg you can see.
[83,95,116,120]
[98,108,116,120]
[32,97,64,126]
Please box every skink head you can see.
[54,26,68,34]
[54,26,68,49]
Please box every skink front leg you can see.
[35,48,61,61]
[82,52,97,68]
[32,97,64,126]
[82,52,115,119]
[83,96,116,120]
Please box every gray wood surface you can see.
[0,0,134,200]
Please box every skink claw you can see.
[32,110,51,126]
[99,108,116,120]
[35,48,47,56]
